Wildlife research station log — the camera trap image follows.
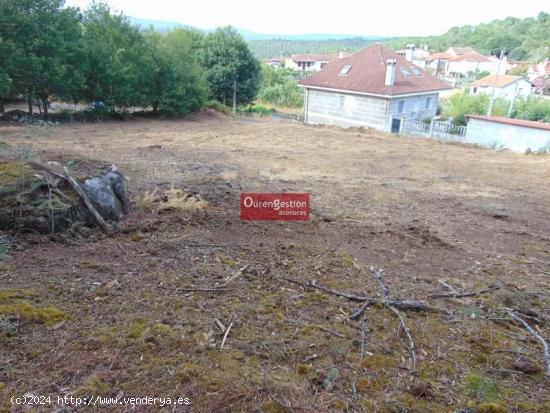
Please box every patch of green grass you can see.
[465,374,498,402]
[0,301,68,326]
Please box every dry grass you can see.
[0,113,549,412]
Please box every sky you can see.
[64,0,548,37]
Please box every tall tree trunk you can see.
[0,98,4,114]
[27,91,33,115]
[41,97,48,119]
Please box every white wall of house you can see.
[286,59,328,72]
[304,89,389,129]
[388,93,439,120]
[446,60,506,77]
[465,118,550,152]
[471,79,532,100]
[303,89,439,130]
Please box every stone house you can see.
[298,44,451,130]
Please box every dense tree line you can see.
[249,38,382,59]
[442,92,550,125]
[385,12,550,61]
[0,0,260,117]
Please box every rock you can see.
[82,177,121,221]
[407,380,433,398]
[101,165,129,214]
[81,166,128,221]
[513,358,541,374]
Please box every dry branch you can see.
[371,267,417,372]
[282,276,434,312]
[506,309,550,377]
[220,322,233,350]
[30,161,112,234]
[428,283,500,299]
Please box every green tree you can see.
[198,27,260,106]
[258,65,303,107]
[0,0,83,117]
[442,91,507,125]
[143,29,208,114]
[511,97,550,122]
[81,1,151,112]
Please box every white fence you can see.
[397,118,466,141]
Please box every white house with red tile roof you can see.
[427,47,506,78]
[285,53,338,71]
[298,44,451,130]
[470,74,532,99]
[527,59,550,81]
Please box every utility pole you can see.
[232,79,237,116]
[487,48,505,117]
[507,80,520,118]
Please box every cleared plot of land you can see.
[1,112,549,412]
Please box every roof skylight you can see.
[339,64,352,75]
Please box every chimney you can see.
[405,44,416,62]
[338,51,345,59]
[385,58,397,86]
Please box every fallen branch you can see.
[158,284,235,293]
[371,267,417,372]
[360,319,368,358]
[30,161,112,234]
[428,283,501,299]
[506,309,550,377]
[214,319,226,333]
[282,276,435,312]
[220,322,233,350]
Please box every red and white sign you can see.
[240,193,310,221]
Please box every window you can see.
[397,100,405,113]
[340,64,352,75]
[425,97,431,109]
[338,95,345,109]
[320,62,327,69]
[411,67,422,77]
[399,67,411,77]
[472,87,478,94]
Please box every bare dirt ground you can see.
[1,111,549,412]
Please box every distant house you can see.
[396,44,431,68]
[298,44,451,130]
[265,57,284,68]
[285,54,338,72]
[527,59,550,81]
[532,76,550,96]
[428,47,506,78]
[465,115,550,152]
[470,75,532,99]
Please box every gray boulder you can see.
[81,166,128,222]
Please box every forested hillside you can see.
[250,12,549,61]
[248,37,385,59]
[385,12,550,60]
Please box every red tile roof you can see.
[467,115,550,131]
[471,74,525,88]
[447,52,493,63]
[298,44,451,96]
